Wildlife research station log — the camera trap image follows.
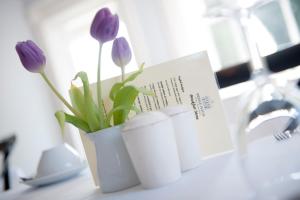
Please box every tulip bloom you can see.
[90,8,119,43]
[15,40,46,73]
[112,37,132,81]
[112,37,132,68]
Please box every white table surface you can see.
[2,134,300,200]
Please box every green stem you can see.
[97,43,103,108]
[96,43,106,128]
[40,71,81,117]
[121,66,125,82]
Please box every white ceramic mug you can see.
[161,105,202,171]
[122,111,181,189]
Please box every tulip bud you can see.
[90,7,119,43]
[15,40,46,73]
[112,37,132,68]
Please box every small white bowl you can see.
[36,143,83,178]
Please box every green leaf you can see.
[74,72,101,131]
[109,82,123,101]
[64,113,91,133]
[113,85,139,125]
[55,111,66,135]
[106,105,141,125]
[123,63,144,84]
[89,89,101,120]
[69,84,86,121]
[55,111,91,133]
[109,63,145,101]
[106,105,129,125]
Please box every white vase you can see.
[122,112,181,189]
[161,105,202,171]
[86,125,140,193]
[79,131,99,186]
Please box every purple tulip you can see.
[112,37,132,67]
[15,40,46,73]
[90,8,119,43]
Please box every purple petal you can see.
[15,40,46,73]
[97,15,119,43]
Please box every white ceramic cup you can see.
[36,143,83,178]
[122,111,181,189]
[161,105,202,171]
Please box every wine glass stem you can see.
[238,9,270,80]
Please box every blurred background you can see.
[1,0,300,191]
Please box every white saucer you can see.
[21,162,86,187]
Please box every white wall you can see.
[118,0,208,67]
[0,0,62,175]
